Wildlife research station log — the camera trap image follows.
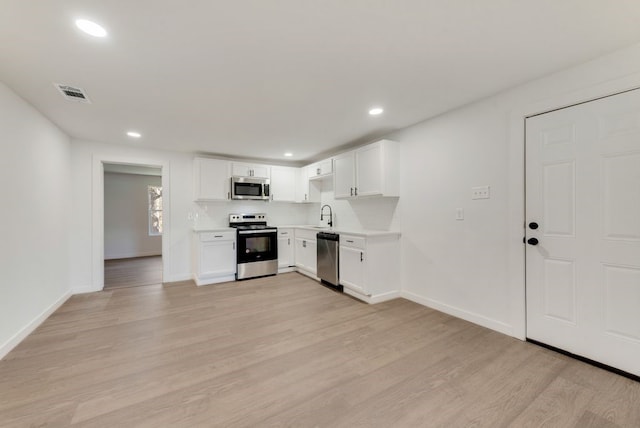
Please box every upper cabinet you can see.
[270,166,297,202]
[334,151,356,199]
[333,140,400,199]
[307,158,333,179]
[194,157,231,201]
[295,167,320,203]
[231,162,270,178]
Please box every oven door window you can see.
[237,232,277,263]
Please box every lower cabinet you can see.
[277,228,295,271]
[339,243,366,295]
[339,233,400,302]
[192,231,237,285]
[294,229,317,276]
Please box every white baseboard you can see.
[400,290,515,337]
[193,274,236,286]
[0,289,72,360]
[343,287,401,304]
[72,285,102,294]
[296,269,320,281]
[369,290,401,304]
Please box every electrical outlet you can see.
[471,186,490,200]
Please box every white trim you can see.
[0,290,72,360]
[401,290,514,337]
[344,288,401,304]
[72,285,100,294]
[193,274,237,286]
[508,71,640,341]
[295,269,319,281]
[93,155,171,291]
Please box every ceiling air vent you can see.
[55,83,91,103]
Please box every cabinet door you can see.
[355,143,383,197]
[194,158,230,201]
[277,232,294,268]
[200,240,236,277]
[333,151,355,199]
[307,158,333,178]
[230,163,251,177]
[295,168,320,203]
[305,240,317,274]
[294,238,316,273]
[271,166,297,202]
[339,245,366,294]
[251,164,270,179]
[318,158,333,176]
[231,162,270,178]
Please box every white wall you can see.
[70,140,194,291]
[391,41,640,337]
[193,200,314,229]
[104,172,162,259]
[0,82,71,358]
[309,178,401,231]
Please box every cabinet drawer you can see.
[199,231,236,242]
[340,235,365,249]
[278,228,293,237]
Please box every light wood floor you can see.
[104,256,162,289]
[1,273,639,427]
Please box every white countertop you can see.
[275,225,401,238]
[192,227,235,233]
[192,225,400,237]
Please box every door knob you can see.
[527,238,539,245]
[529,222,539,230]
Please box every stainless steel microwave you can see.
[231,176,270,200]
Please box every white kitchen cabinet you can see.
[231,162,270,178]
[295,167,320,203]
[277,228,295,270]
[294,229,317,275]
[339,233,401,302]
[333,151,356,199]
[270,166,297,202]
[193,157,231,201]
[339,244,366,294]
[192,231,237,285]
[333,140,400,199]
[307,158,333,179]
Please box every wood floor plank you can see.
[1,272,640,427]
[104,256,162,289]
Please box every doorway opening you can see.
[103,163,163,289]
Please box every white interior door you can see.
[526,88,640,377]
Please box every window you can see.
[148,185,163,236]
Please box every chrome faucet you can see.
[320,204,333,228]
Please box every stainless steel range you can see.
[229,213,278,280]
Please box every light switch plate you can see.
[455,208,464,220]
[471,186,490,200]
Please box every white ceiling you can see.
[3,1,640,163]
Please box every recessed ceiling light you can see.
[284,152,293,157]
[127,131,141,138]
[75,19,107,38]
[369,107,384,116]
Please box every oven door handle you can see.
[237,229,278,235]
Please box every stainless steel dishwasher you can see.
[316,232,341,289]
